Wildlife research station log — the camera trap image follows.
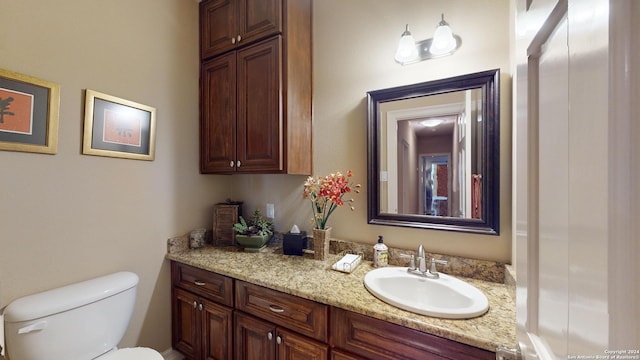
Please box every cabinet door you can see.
[200,0,237,59]
[238,0,282,45]
[172,288,201,360]
[236,37,283,172]
[201,52,237,173]
[201,0,282,60]
[201,298,233,360]
[277,328,328,360]
[235,312,276,360]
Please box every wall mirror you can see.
[366,69,500,235]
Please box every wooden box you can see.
[212,203,241,246]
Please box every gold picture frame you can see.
[0,69,60,154]
[83,89,157,161]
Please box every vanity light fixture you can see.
[394,14,461,66]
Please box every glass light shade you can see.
[421,119,444,127]
[429,24,457,56]
[394,27,419,64]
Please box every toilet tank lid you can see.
[3,272,139,323]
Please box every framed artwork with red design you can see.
[83,89,156,161]
[0,69,60,154]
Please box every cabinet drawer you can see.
[235,280,328,342]
[330,307,494,360]
[331,349,365,360]
[172,262,234,307]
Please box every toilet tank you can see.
[3,272,139,360]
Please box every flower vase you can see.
[313,227,331,260]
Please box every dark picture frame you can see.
[83,89,157,161]
[0,69,60,154]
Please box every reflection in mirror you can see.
[367,69,499,235]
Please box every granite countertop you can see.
[166,243,516,352]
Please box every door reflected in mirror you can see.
[367,69,499,235]
[382,88,483,219]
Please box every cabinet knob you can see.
[198,303,203,311]
[230,161,234,167]
[192,301,197,308]
[267,332,273,340]
[237,35,242,42]
[231,38,236,44]
[237,160,241,167]
[276,336,282,344]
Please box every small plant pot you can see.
[236,234,271,252]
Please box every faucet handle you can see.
[399,254,416,270]
[429,258,448,275]
[417,244,425,259]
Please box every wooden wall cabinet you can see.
[200,0,282,60]
[199,0,312,175]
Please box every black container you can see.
[283,231,307,256]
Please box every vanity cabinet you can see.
[171,261,497,360]
[200,0,282,60]
[330,307,494,360]
[199,0,312,175]
[171,262,234,360]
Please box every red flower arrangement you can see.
[303,170,360,229]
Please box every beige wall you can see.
[233,0,512,263]
[0,0,232,352]
[0,0,512,354]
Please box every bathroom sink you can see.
[363,267,489,319]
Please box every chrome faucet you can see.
[407,245,448,279]
[417,245,428,273]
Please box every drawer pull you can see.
[194,280,206,286]
[269,305,285,313]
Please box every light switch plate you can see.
[266,203,275,219]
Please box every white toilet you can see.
[2,272,163,360]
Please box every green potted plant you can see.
[233,209,274,252]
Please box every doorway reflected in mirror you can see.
[367,69,499,235]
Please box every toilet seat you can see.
[98,347,164,360]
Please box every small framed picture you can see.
[0,69,60,154]
[83,89,157,161]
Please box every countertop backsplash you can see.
[168,232,507,284]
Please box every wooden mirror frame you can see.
[366,69,500,235]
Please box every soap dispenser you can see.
[373,235,389,268]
